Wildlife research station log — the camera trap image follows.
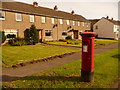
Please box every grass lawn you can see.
[3,48,119,88]
[46,39,117,47]
[2,44,80,67]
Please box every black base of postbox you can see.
[81,70,94,82]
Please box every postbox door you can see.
[82,39,93,71]
[82,39,94,71]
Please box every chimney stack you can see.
[33,2,38,7]
[71,10,75,15]
[54,5,58,11]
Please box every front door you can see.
[37,29,43,42]
[74,31,78,39]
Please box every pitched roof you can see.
[103,17,120,25]
[1,2,90,22]
[89,19,100,25]
[89,18,120,25]
[106,19,120,25]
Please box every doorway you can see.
[74,31,78,39]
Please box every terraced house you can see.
[0,1,91,41]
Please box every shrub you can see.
[24,25,39,45]
[29,25,39,45]
[0,31,6,43]
[66,36,72,40]
[8,37,27,46]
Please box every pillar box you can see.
[80,32,97,82]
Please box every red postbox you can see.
[80,32,97,82]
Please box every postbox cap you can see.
[80,32,97,37]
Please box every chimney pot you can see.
[71,10,75,15]
[106,16,109,19]
[54,5,58,11]
[33,2,38,7]
[111,17,113,20]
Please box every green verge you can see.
[3,48,119,88]
[2,44,80,67]
[95,39,118,46]
[46,39,117,47]
[46,41,82,47]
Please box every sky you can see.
[1,0,119,20]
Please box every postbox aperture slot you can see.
[82,41,88,43]
[82,40,90,45]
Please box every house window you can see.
[0,11,5,20]
[30,15,35,22]
[95,25,98,29]
[41,16,46,23]
[79,30,84,34]
[51,18,55,24]
[66,20,70,25]
[45,30,52,36]
[4,29,18,40]
[59,19,63,24]
[73,21,75,26]
[15,13,22,21]
[82,22,85,27]
[62,30,67,36]
[78,22,80,26]
[86,23,89,27]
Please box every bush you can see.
[0,31,6,43]
[24,25,39,45]
[66,36,72,40]
[29,25,39,45]
[8,37,27,46]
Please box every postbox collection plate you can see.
[83,45,88,52]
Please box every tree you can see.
[29,25,39,45]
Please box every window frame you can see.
[59,19,63,24]
[79,30,84,34]
[86,23,89,27]
[45,30,52,37]
[41,16,46,23]
[15,13,22,22]
[82,22,85,27]
[15,13,22,21]
[73,21,75,26]
[30,15,35,22]
[51,18,55,24]
[78,22,80,26]
[0,11,5,20]
[66,20,70,25]
[62,30,67,36]
[95,25,98,29]
[4,29,18,40]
